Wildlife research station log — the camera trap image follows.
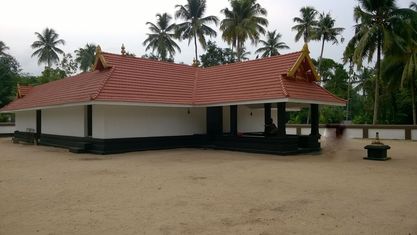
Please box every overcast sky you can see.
[0,0,413,75]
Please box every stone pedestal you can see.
[364,144,391,161]
[364,132,391,161]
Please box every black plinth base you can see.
[363,156,391,161]
[364,144,391,161]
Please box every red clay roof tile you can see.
[17,85,33,98]
[0,49,345,112]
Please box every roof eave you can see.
[0,96,345,113]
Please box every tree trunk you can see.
[412,81,416,125]
[318,37,325,76]
[373,40,381,125]
[346,74,351,121]
[231,43,234,62]
[236,40,241,62]
[304,32,308,44]
[194,33,198,63]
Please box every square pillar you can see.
[277,102,286,136]
[86,105,92,137]
[264,103,271,124]
[310,104,319,136]
[264,103,272,134]
[230,105,238,136]
[207,107,223,137]
[36,110,42,136]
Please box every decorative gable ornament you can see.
[287,44,320,82]
[91,45,111,71]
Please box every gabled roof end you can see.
[91,45,111,71]
[287,44,320,81]
[17,84,33,98]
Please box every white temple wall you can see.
[42,106,85,137]
[15,110,36,132]
[93,105,206,139]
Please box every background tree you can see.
[36,68,66,84]
[58,53,78,76]
[411,1,417,10]
[31,28,65,68]
[291,6,318,124]
[143,13,181,61]
[314,12,344,74]
[236,46,250,61]
[199,41,235,67]
[292,6,318,43]
[382,8,417,124]
[343,0,409,124]
[0,41,10,56]
[255,30,289,57]
[175,0,219,62]
[0,54,20,108]
[75,44,96,72]
[220,0,268,61]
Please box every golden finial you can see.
[302,43,310,54]
[121,44,126,56]
[95,45,102,55]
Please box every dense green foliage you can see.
[343,0,416,124]
[382,4,417,124]
[199,41,235,67]
[0,55,20,108]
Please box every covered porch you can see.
[205,102,321,155]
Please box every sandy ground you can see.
[0,137,416,235]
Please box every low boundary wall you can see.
[0,123,15,137]
[2,123,416,140]
[287,124,417,140]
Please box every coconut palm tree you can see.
[220,0,268,61]
[143,13,181,61]
[255,30,289,58]
[75,43,97,72]
[292,6,318,43]
[343,0,412,124]
[175,0,218,63]
[236,46,251,61]
[31,28,65,68]
[314,12,344,74]
[411,1,417,10]
[0,41,9,56]
[382,8,417,124]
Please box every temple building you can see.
[0,45,345,154]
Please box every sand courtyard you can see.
[0,137,416,234]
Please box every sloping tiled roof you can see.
[17,85,33,98]
[2,70,113,111]
[195,52,302,105]
[1,47,345,112]
[95,52,197,105]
